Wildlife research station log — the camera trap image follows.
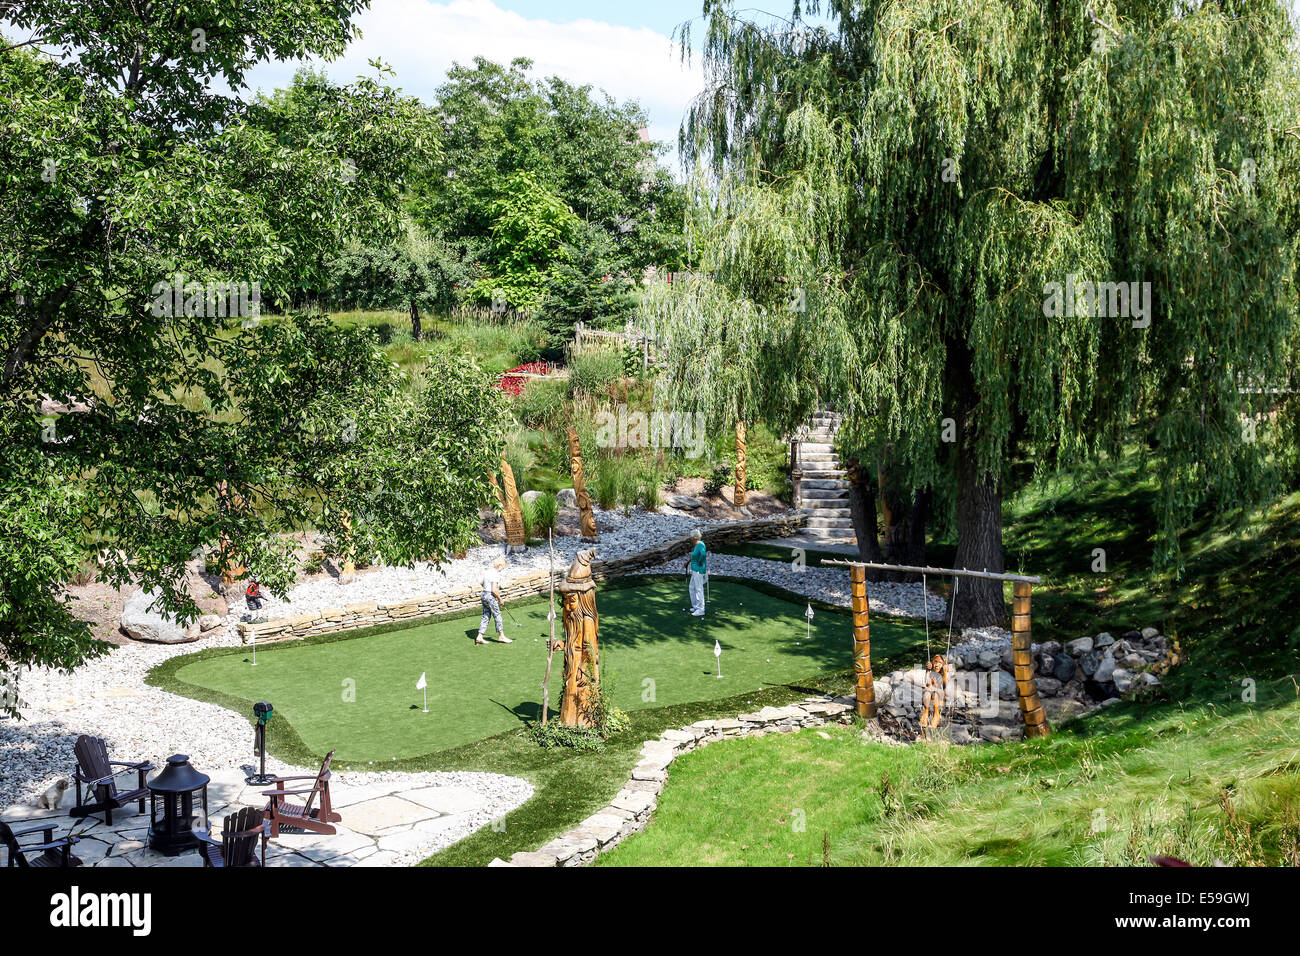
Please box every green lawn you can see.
[598,691,1300,867]
[169,577,921,764]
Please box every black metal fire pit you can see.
[147,754,210,856]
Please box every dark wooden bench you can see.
[70,734,153,825]
[0,820,82,868]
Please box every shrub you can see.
[593,460,620,510]
[512,377,565,428]
[304,551,327,575]
[703,461,732,498]
[530,492,558,536]
[567,347,623,397]
[635,463,663,512]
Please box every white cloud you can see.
[242,0,703,161]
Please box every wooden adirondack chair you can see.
[0,820,82,868]
[196,807,266,867]
[70,734,152,825]
[262,750,341,838]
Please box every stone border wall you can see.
[236,512,805,645]
[495,694,856,867]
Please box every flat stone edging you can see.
[492,694,855,868]
[237,512,806,644]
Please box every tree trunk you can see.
[905,487,931,568]
[409,300,422,342]
[846,459,885,582]
[953,453,1004,627]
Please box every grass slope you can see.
[598,691,1300,867]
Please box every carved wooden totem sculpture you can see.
[215,480,247,592]
[734,420,748,508]
[567,427,598,541]
[557,549,600,727]
[500,459,526,550]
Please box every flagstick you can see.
[422,686,428,714]
[714,639,723,679]
[251,630,256,667]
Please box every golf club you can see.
[504,603,522,628]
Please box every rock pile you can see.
[874,626,1177,743]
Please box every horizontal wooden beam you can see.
[819,559,1042,585]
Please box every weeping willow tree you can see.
[646,0,1300,625]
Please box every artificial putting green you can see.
[170,577,922,763]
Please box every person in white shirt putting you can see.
[476,556,513,644]
[684,529,708,616]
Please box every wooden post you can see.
[1012,581,1050,738]
[500,459,526,550]
[567,427,598,542]
[734,420,748,509]
[849,564,877,718]
[557,549,600,727]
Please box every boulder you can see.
[977,649,1001,670]
[996,671,1018,701]
[1066,636,1094,656]
[999,645,1015,669]
[521,490,545,504]
[1079,649,1103,677]
[121,589,196,644]
[665,494,704,510]
[1035,676,1063,697]
[1039,640,1062,658]
[1052,654,1077,683]
[1037,652,1057,677]
[1112,668,1136,694]
[1094,652,1117,684]
[556,488,578,508]
[1141,626,1160,640]
[1121,629,1143,642]
[1094,631,1115,649]
[197,614,223,632]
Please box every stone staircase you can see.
[792,411,854,544]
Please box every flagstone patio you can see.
[0,769,510,868]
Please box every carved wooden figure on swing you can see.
[556,549,600,727]
[920,654,952,735]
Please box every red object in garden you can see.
[496,361,551,396]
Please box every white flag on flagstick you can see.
[714,640,721,658]
[416,672,427,690]
[805,603,815,621]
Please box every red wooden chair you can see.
[261,750,341,838]
[196,807,266,867]
[70,735,152,825]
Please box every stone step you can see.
[800,442,835,455]
[801,469,846,478]
[807,516,854,529]
[802,478,848,491]
[803,506,851,518]
[801,455,838,466]
[801,489,849,502]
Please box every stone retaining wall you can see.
[495,694,856,867]
[236,512,805,645]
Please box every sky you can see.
[241,0,726,161]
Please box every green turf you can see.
[171,577,919,763]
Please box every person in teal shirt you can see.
[684,529,707,616]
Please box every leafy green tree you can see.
[469,171,581,310]
[411,56,684,275]
[0,1,505,714]
[328,223,465,340]
[654,0,1300,625]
